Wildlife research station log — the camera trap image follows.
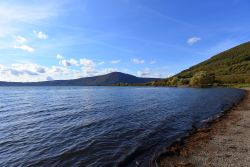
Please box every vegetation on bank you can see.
[149,71,215,87]
[150,42,250,87]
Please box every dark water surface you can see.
[0,87,245,167]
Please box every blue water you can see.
[0,87,245,167]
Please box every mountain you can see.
[152,41,250,86]
[0,72,161,86]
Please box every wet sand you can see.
[156,88,250,167]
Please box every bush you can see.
[245,77,250,83]
[170,77,178,86]
[178,78,190,85]
[190,71,215,87]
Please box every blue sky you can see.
[0,0,250,81]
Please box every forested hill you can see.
[152,41,250,87]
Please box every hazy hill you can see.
[0,72,160,86]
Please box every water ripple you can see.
[0,87,245,167]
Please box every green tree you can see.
[190,71,215,87]
[178,78,190,86]
[170,77,178,86]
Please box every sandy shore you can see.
[156,88,250,167]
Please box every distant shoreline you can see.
[156,88,250,167]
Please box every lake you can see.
[0,87,245,167]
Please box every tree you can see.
[170,77,178,86]
[190,71,215,87]
[178,78,190,85]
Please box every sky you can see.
[0,0,250,82]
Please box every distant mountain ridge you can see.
[0,72,161,86]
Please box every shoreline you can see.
[155,88,250,167]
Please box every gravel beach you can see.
[157,88,250,167]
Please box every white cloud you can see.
[14,45,35,52]
[69,59,78,66]
[80,58,96,67]
[14,35,35,52]
[187,37,201,45]
[100,68,117,74]
[0,57,163,82]
[79,59,119,77]
[137,68,150,77]
[98,61,105,65]
[60,60,70,67]
[12,63,46,74]
[16,36,27,43]
[60,58,78,67]
[0,62,163,82]
[57,57,105,77]
[131,58,145,64]
[80,67,97,77]
[0,63,46,79]
[33,30,48,39]
[0,63,81,82]
[137,68,161,78]
[110,59,121,64]
[47,66,71,75]
[80,58,97,76]
[56,54,63,59]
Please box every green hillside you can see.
[153,41,250,87]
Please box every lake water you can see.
[0,87,245,167]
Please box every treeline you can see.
[114,71,249,87]
[113,71,215,87]
[150,71,250,87]
[150,71,214,87]
[113,82,152,86]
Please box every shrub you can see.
[170,77,178,86]
[190,71,215,87]
[178,78,190,85]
